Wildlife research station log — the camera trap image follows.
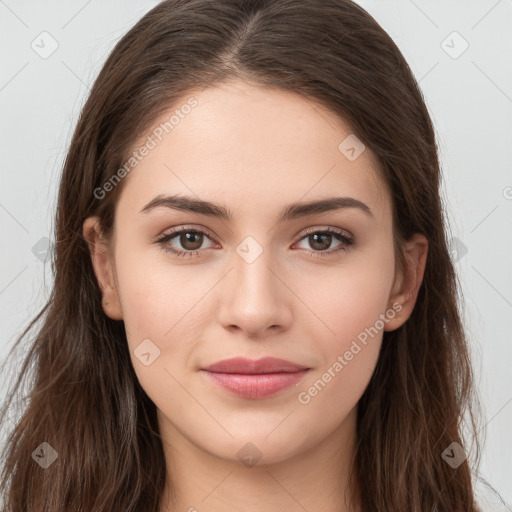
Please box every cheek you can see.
[113,242,200,338]
[112,245,217,393]
[292,251,394,408]
[294,278,388,426]
[112,251,203,405]
[292,251,395,344]
[295,339,380,442]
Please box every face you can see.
[85,78,424,466]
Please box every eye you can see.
[156,226,217,258]
[294,228,354,257]
[156,226,354,259]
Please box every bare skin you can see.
[83,78,428,512]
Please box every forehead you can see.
[116,79,391,224]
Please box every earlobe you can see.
[384,233,428,332]
[82,217,123,320]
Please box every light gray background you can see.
[1,0,511,508]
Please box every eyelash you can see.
[156,225,355,259]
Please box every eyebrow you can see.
[139,194,374,222]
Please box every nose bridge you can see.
[217,235,291,335]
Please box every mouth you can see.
[200,357,311,399]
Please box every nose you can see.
[216,247,293,338]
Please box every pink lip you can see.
[201,357,310,399]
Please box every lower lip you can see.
[201,369,309,399]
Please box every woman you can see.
[0,0,484,510]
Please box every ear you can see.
[384,233,428,331]
[82,216,123,320]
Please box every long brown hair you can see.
[0,0,483,510]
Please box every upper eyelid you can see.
[299,225,353,239]
[159,225,216,241]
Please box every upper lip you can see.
[202,357,309,374]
